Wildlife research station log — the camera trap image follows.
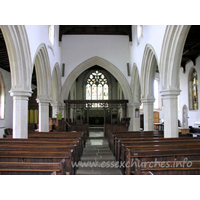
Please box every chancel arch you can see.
[67,65,126,126]
[61,56,133,103]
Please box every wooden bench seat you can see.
[0,133,85,175]
[113,134,195,163]
[108,131,164,153]
[0,141,83,161]
[0,160,65,175]
[125,148,200,175]
[4,131,87,147]
[134,158,200,175]
[0,131,87,175]
[117,139,200,163]
[0,150,75,174]
[110,130,200,175]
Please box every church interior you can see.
[1,25,200,177]
[1,24,200,188]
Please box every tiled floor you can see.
[76,126,122,175]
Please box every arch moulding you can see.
[140,44,158,100]
[61,56,132,102]
[32,43,52,101]
[159,25,191,91]
[0,25,32,95]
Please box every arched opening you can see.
[130,63,141,131]
[0,26,32,138]
[0,72,5,119]
[67,65,124,126]
[160,25,190,138]
[140,44,160,131]
[61,56,132,103]
[28,66,38,131]
[31,44,52,132]
[51,63,62,118]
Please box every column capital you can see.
[160,89,181,98]
[9,89,32,97]
[141,98,155,104]
[36,98,51,104]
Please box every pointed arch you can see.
[141,44,158,99]
[160,25,191,90]
[0,25,32,93]
[33,43,52,100]
[51,63,62,103]
[0,72,5,119]
[61,56,132,102]
[130,63,141,103]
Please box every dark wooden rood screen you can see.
[64,100,129,125]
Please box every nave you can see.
[1,124,200,175]
[77,127,121,175]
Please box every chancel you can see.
[1,25,200,175]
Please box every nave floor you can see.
[76,127,122,175]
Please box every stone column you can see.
[9,90,32,138]
[141,98,155,131]
[51,102,59,118]
[37,99,51,132]
[127,103,141,131]
[160,89,181,138]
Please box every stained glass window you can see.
[189,68,198,110]
[86,84,91,100]
[86,71,109,107]
[104,84,108,100]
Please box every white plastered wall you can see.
[25,25,61,74]
[60,35,131,86]
[130,25,166,77]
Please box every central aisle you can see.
[76,127,122,175]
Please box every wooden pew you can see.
[110,131,200,175]
[108,131,164,155]
[134,158,200,175]
[108,131,189,152]
[125,147,200,175]
[0,132,85,175]
[28,131,87,148]
[117,138,200,166]
[0,138,83,158]
[111,131,191,164]
[0,150,75,175]
[104,124,127,138]
[4,131,87,147]
[0,160,65,175]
